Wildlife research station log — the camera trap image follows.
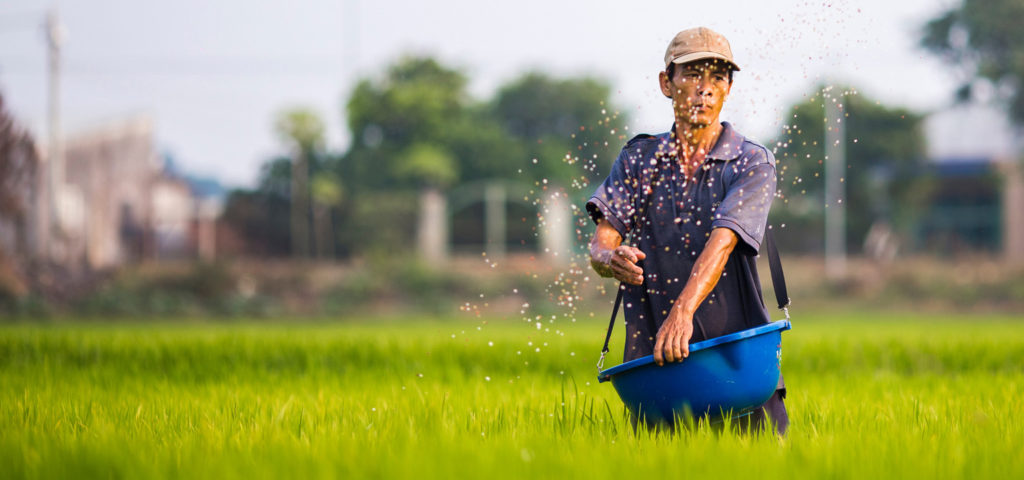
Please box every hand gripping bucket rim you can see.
[598,319,791,381]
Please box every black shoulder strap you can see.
[599,283,625,367]
[598,226,790,371]
[763,227,790,310]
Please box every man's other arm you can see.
[589,219,646,286]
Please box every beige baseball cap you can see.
[664,27,740,71]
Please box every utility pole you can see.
[1003,158,1024,266]
[824,88,847,281]
[290,150,309,259]
[484,182,506,259]
[417,186,447,265]
[44,9,67,262]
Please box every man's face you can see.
[659,60,733,127]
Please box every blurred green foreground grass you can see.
[1,311,1023,479]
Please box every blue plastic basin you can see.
[598,320,791,425]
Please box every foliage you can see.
[274,107,329,258]
[921,0,1024,124]
[490,72,629,188]
[1,314,1023,478]
[0,91,39,300]
[333,190,419,258]
[395,143,458,188]
[274,108,326,155]
[340,57,627,189]
[0,92,38,222]
[310,174,343,207]
[770,85,927,252]
[343,56,476,190]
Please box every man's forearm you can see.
[674,227,738,316]
[589,220,622,278]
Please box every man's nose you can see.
[697,78,713,97]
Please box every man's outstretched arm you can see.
[653,227,738,366]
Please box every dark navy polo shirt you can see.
[587,122,778,362]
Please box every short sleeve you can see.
[586,146,641,238]
[711,148,777,256]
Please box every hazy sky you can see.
[0,0,965,187]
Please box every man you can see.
[586,27,788,434]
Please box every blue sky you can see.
[0,0,966,187]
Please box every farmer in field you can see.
[586,27,787,433]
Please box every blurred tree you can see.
[0,92,37,229]
[490,72,628,189]
[0,91,39,300]
[310,173,342,258]
[395,143,458,189]
[921,0,1024,124]
[443,104,525,183]
[342,59,627,190]
[275,108,326,152]
[343,56,472,190]
[274,108,326,259]
[339,57,474,256]
[770,85,927,253]
[221,140,335,258]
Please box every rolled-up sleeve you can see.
[712,148,777,256]
[586,147,639,238]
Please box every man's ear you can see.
[658,70,673,99]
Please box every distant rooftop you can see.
[161,152,227,200]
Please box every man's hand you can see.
[653,304,694,366]
[589,220,646,285]
[594,245,647,285]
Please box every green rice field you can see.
[2,311,1023,479]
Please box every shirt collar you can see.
[660,121,745,162]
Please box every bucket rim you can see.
[598,319,791,382]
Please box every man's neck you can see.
[673,119,723,170]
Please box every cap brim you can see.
[669,52,740,71]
